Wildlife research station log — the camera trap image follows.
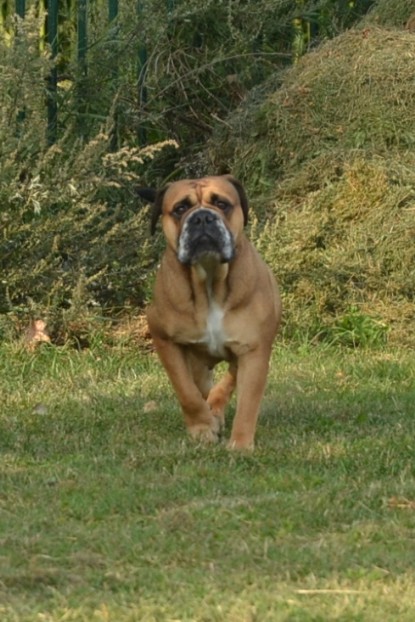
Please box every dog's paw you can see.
[207,378,234,429]
[206,397,226,429]
[227,437,255,452]
[188,418,221,444]
[207,403,226,433]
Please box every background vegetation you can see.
[1,0,414,345]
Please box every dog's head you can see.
[137,175,249,266]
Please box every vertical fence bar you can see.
[46,0,58,144]
[15,0,26,129]
[108,0,118,22]
[78,0,87,76]
[137,0,147,145]
[109,0,119,150]
[77,0,88,138]
[15,0,25,18]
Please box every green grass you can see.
[1,342,415,621]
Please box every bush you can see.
[0,13,176,342]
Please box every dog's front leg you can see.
[152,336,220,443]
[229,347,272,450]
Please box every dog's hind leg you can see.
[207,365,237,430]
[186,352,213,400]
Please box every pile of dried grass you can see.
[366,0,415,29]
[209,27,415,345]
[254,154,415,345]
[212,27,415,184]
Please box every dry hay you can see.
[366,0,415,29]
[254,154,415,345]
[209,27,415,345]
[211,27,415,184]
[110,314,153,350]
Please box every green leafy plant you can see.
[320,306,389,348]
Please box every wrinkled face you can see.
[158,176,248,266]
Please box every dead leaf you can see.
[24,319,51,349]
[387,497,415,510]
[143,401,158,413]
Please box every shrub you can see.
[0,14,176,341]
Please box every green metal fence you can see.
[12,0,149,146]
[9,1,367,148]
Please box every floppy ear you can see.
[136,186,167,235]
[222,175,249,226]
[136,187,157,203]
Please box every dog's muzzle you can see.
[177,208,235,265]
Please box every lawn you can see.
[1,341,415,621]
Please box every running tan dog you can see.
[138,175,282,449]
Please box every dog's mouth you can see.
[188,232,224,262]
[177,208,235,266]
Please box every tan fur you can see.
[146,176,282,449]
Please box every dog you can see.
[137,175,281,449]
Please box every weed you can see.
[319,306,389,348]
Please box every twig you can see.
[295,589,365,595]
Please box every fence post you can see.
[46,0,58,144]
[109,0,119,150]
[78,0,87,73]
[77,0,88,138]
[15,0,25,18]
[109,0,118,22]
[15,0,26,129]
[137,0,147,145]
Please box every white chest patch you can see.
[203,302,226,357]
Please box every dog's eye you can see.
[212,198,231,211]
[173,203,190,218]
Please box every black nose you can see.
[189,209,219,227]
